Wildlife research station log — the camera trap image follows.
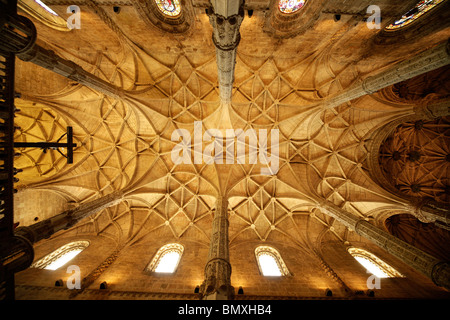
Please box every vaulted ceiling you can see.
[12,0,450,261]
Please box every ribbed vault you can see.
[8,0,450,296]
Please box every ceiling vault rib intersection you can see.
[3,0,450,298]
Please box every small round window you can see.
[154,0,182,17]
[278,0,306,14]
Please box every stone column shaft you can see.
[15,191,123,244]
[412,198,450,227]
[200,196,234,300]
[208,2,244,105]
[0,11,123,99]
[323,40,450,109]
[16,43,124,99]
[210,0,242,17]
[320,201,450,291]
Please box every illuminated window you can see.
[147,243,184,273]
[348,247,403,278]
[385,0,445,30]
[34,0,58,16]
[278,0,306,14]
[154,0,182,17]
[18,0,70,31]
[255,246,290,276]
[31,241,89,270]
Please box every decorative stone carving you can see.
[414,198,450,225]
[255,246,290,276]
[207,4,244,104]
[314,251,352,294]
[199,196,234,300]
[69,247,122,298]
[146,243,184,272]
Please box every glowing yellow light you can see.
[44,249,82,270]
[259,254,282,276]
[155,252,180,273]
[354,256,390,278]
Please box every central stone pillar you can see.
[207,1,244,104]
[200,196,234,300]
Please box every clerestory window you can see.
[31,240,89,270]
[348,247,404,278]
[255,246,290,276]
[278,0,306,14]
[147,243,184,273]
[385,0,445,30]
[154,0,182,17]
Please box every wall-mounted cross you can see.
[14,126,77,163]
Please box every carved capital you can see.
[207,6,244,52]
[422,99,450,119]
[413,198,450,226]
[431,261,450,290]
[200,257,234,300]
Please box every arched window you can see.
[385,0,445,30]
[154,0,182,17]
[31,241,89,270]
[255,246,290,276]
[278,0,306,14]
[147,243,184,273]
[348,247,403,278]
[33,0,58,16]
